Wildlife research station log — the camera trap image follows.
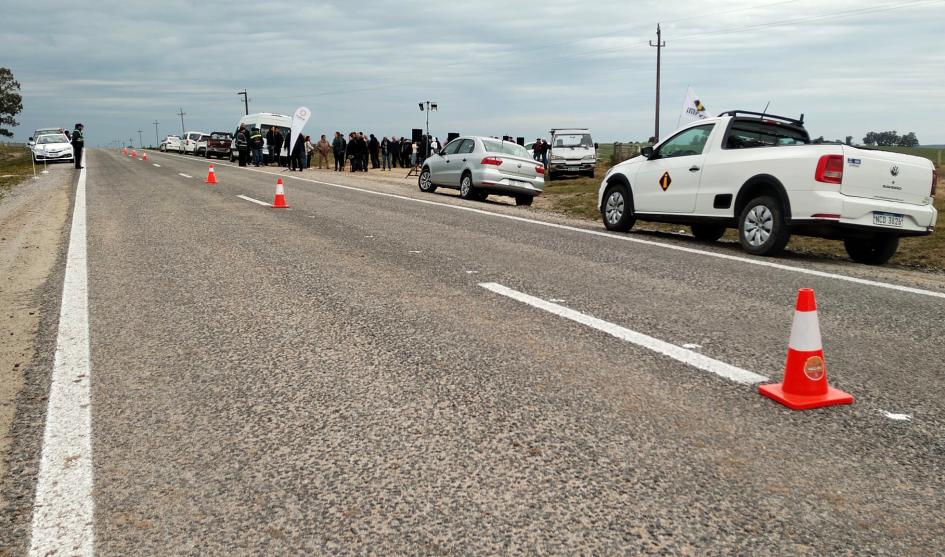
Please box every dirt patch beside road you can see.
[0,165,71,513]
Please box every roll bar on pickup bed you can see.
[717,110,805,126]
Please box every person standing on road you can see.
[540,139,549,167]
[380,136,391,171]
[70,123,85,169]
[316,134,331,169]
[251,127,264,167]
[389,136,400,169]
[265,127,277,165]
[369,134,380,169]
[303,135,315,169]
[288,133,305,172]
[272,129,284,167]
[235,124,250,167]
[332,132,346,171]
[359,132,370,173]
[402,139,413,168]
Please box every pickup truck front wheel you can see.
[602,184,635,232]
[844,235,899,265]
[738,196,790,256]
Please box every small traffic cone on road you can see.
[204,163,217,184]
[758,288,854,410]
[123,147,128,156]
[141,151,148,161]
[131,149,137,158]
[271,178,290,208]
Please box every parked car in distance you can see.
[597,110,938,264]
[419,136,545,206]
[30,133,74,163]
[159,135,182,152]
[548,128,598,180]
[205,132,233,159]
[29,127,66,146]
[182,131,209,155]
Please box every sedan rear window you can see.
[481,139,529,158]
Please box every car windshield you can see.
[552,133,592,148]
[37,134,68,144]
[481,139,529,158]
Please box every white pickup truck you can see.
[598,111,937,264]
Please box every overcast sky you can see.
[4,0,943,146]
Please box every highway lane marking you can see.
[29,153,94,556]
[881,411,912,421]
[152,163,161,167]
[480,282,768,385]
[156,153,945,301]
[178,173,192,178]
[236,194,271,207]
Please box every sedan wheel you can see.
[418,169,437,193]
[459,174,477,200]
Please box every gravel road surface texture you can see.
[3,149,944,555]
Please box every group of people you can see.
[233,125,443,173]
[532,138,550,166]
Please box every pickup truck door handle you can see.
[689,165,700,172]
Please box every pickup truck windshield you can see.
[553,134,592,149]
[726,120,810,149]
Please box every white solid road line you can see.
[156,152,945,300]
[480,282,768,386]
[236,194,271,207]
[178,173,192,178]
[152,163,161,167]
[29,155,94,556]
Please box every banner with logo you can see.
[680,87,710,123]
[289,106,311,154]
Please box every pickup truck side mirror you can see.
[641,146,654,159]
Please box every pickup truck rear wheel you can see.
[691,223,726,242]
[601,184,635,232]
[738,196,789,256]
[844,235,899,265]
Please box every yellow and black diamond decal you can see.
[659,171,672,191]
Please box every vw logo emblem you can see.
[890,165,900,177]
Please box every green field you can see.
[877,146,943,168]
[0,143,35,198]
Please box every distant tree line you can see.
[862,130,919,147]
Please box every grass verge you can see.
[0,144,36,199]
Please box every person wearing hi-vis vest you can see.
[71,123,85,169]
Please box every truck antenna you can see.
[760,101,771,119]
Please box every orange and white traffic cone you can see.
[123,147,128,156]
[141,151,148,161]
[131,149,137,158]
[758,288,853,410]
[205,163,217,184]
[271,178,290,208]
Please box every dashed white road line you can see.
[480,282,768,385]
[236,194,271,207]
[152,163,161,167]
[156,151,945,301]
[178,173,192,178]
[881,411,912,421]
[29,155,94,556]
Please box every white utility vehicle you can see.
[598,111,937,265]
[182,131,209,155]
[229,113,292,162]
[548,128,598,180]
[159,135,182,152]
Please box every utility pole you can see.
[153,120,160,147]
[418,101,438,160]
[177,107,186,135]
[237,90,249,115]
[649,24,666,142]
[137,129,143,149]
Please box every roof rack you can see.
[718,110,805,126]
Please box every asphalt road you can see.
[8,149,945,555]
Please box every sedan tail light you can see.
[480,157,503,166]
[814,155,844,184]
[535,165,545,175]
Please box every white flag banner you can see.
[681,87,710,122]
[289,106,311,153]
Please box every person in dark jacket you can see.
[289,133,305,171]
[380,136,391,171]
[332,132,346,171]
[265,127,278,165]
[250,128,264,167]
[271,129,284,167]
[235,124,250,167]
[389,136,400,169]
[70,123,85,169]
[347,132,358,172]
[401,139,413,168]
[369,134,380,169]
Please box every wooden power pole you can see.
[649,24,666,142]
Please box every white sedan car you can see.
[31,133,74,163]
[159,135,182,152]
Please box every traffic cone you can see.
[123,147,128,156]
[141,151,148,161]
[131,149,137,158]
[204,163,217,184]
[271,178,290,208]
[758,289,853,410]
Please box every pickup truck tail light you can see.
[815,155,844,184]
[535,165,545,175]
[933,168,938,197]
[481,157,503,166]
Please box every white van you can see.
[182,131,209,155]
[547,128,598,180]
[229,112,292,163]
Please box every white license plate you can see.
[873,212,904,227]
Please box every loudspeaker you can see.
[516,137,525,146]
[447,132,460,142]
[411,128,423,143]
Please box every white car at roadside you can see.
[598,110,937,265]
[30,133,74,163]
[159,135,182,152]
[182,131,209,155]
